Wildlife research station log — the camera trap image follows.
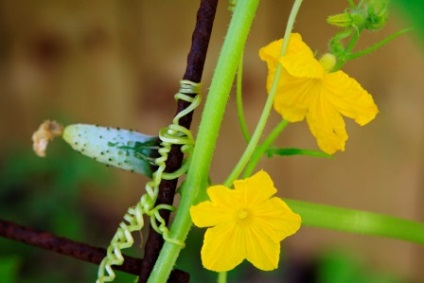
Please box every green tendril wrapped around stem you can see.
[96,80,201,283]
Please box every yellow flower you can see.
[259,33,378,154]
[190,171,301,272]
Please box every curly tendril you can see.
[96,80,201,283]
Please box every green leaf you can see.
[266,147,334,159]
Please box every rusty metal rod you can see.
[138,0,219,282]
[0,218,188,282]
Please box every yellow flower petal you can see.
[260,33,379,154]
[306,92,348,154]
[259,34,309,71]
[191,171,302,272]
[253,198,302,241]
[207,185,236,207]
[201,223,245,272]
[323,71,379,125]
[245,225,281,271]
[190,185,235,227]
[279,44,324,79]
[273,72,316,122]
[234,170,276,205]
[259,40,282,74]
[260,33,321,92]
[190,201,232,228]
[284,33,313,56]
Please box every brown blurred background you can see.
[0,0,423,282]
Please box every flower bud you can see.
[327,10,367,30]
[327,0,389,31]
[363,0,389,30]
[319,53,337,72]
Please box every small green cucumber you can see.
[62,124,160,178]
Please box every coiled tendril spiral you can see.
[96,80,201,283]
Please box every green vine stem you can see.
[286,199,424,244]
[147,1,261,282]
[332,27,411,71]
[236,50,251,142]
[346,28,361,53]
[242,120,289,177]
[332,30,360,71]
[218,271,227,283]
[224,0,303,187]
[347,27,413,60]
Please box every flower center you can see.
[319,53,337,72]
[238,209,249,220]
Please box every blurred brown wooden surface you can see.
[0,1,423,281]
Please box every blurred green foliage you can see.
[0,141,112,283]
[0,257,20,283]
[317,250,407,283]
[392,0,424,43]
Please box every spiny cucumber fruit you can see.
[33,121,160,178]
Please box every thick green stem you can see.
[147,1,260,282]
[286,199,424,245]
[217,271,227,283]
